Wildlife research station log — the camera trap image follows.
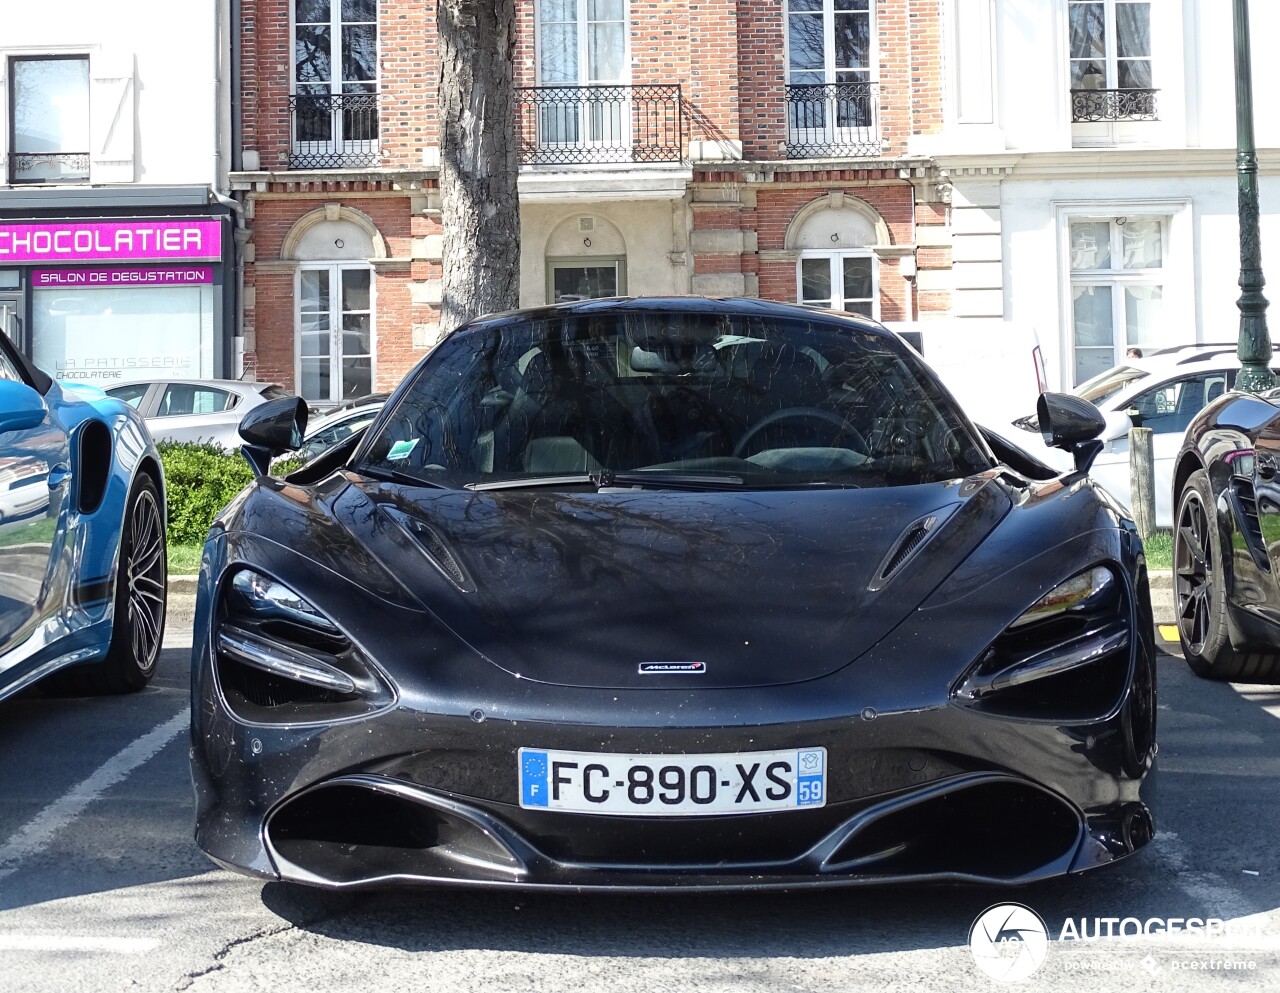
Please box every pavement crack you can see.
[174,901,354,992]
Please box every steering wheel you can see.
[733,406,869,459]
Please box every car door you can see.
[148,384,239,448]
[0,333,71,658]
[1092,371,1231,527]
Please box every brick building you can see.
[229,0,952,404]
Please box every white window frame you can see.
[796,249,879,320]
[7,53,91,184]
[783,0,877,149]
[534,0,631,155]
[290,0,380,159]
[294,262,377,406]
[1055,199,1191,387]
[1067,0,1153,94]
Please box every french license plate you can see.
[518,746,826,816]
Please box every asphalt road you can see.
[0,597,1277,993]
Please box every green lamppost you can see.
[1233,0,1274,393]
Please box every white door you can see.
[297,265,375,405]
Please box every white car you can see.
[1010,343,1280,528]
[104,378,290,450]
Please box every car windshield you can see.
[355,309,993,490]
[1073,364,1147,407]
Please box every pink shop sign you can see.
[0,219,222,263]
[32,266,214,288]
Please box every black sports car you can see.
[191,297,1156,891]
[1173,387,1280,682]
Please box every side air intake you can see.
[869,511,948,591]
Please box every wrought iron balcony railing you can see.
[7,152,90,184]
[289,92,380,169]
[1071,88,1158,123]
[516,84,683,165]
[785,82,881,158]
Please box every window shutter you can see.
[90,53,136,184]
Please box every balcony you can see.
[7,152,90,185]
[289,93,380,169]
[516,85,683,166]
[1070,88,1158,123]
[785,82,881,159]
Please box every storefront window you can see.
[32,284,216,383]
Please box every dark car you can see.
[191,297,1156,891]
[1172,387,1280,682]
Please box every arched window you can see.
[787,198,883,319]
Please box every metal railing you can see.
[785,81,881,158]
[1070,88,1158,123]
[7,152,90,184]
[289,92,380,169]
[516,84,683,165]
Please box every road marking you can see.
[0,709,187,884]
[0,936,160,954]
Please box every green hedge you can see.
[158,442,256,545]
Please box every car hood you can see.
[327,475,1014,690]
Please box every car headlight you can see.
[1007,566,1114,629]
[214,568,393,722]
[953,565,1131,721]
[229,569,340,633]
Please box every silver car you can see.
[105,378,290,450]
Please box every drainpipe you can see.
[213,0,248,378]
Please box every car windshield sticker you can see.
[387,438,419,461]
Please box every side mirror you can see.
[239,396,308,477]
[0,379,46,434]
[1037,392,1106,473]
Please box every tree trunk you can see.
[437,0,521,335]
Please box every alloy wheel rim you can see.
[1174,489,1212,655]
[126,489,165,671]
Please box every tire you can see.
[1174,468,1280,682]
[52,472,167,694]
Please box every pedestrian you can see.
[1126,347,1143,359]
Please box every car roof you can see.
[105,378,279,395]
[458,295,894,338]
[307,401,385,434]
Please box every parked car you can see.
[1172,385,1280,684]
[1012,343,1280,528]
[192,297,1155,891]
[286,395,386,464]
[0,330,167,699]
[105,378,290,450]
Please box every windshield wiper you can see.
[466,470,745,492]
[358,464,450,489]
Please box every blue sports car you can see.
[0,330,167,698]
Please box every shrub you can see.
[158,442,255,545]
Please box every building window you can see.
[1068,0,1156,122]
[1069,216,1165,384]
[547,258,626,303]
[533,0,629,152]
[784,0,879,157]
[8,56,90,184]
[296,263,374,404]
[292,0,379,168]
[797,251,877,319]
